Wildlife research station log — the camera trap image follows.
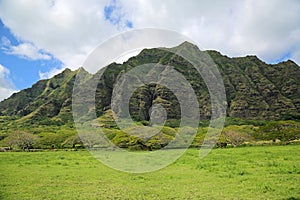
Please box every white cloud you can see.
[115,49,142,64]
[0,0,118,71]
[0,0,299,76]
[0,64,18,101]
[1,37,51,60]
[38,67,65,79]
[104,0,133,30]
[121,0,300,65]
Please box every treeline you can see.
[0,119,299,151]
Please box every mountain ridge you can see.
[0,42,300,127]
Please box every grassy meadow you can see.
[0,145,299,199]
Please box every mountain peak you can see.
[278,59,297,66]
[76,67,89,74]
[62,68,72,74]
[0,43,299,123]
[175,41,199,50]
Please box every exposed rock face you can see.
[0,42,299,125]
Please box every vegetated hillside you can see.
[0,42,299,126]
[0,68,77,125]
[0,42,299,151]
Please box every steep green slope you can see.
[92,42,300,121]
[0,42,299,127]
[1,42,300,150]
[0,68,82,125]
[209,52,300,119]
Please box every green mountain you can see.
[0,42,299,126]
[0,68,77,125]
[1,41,300,150]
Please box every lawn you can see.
[0,145,299,199]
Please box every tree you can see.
[35,132,69,149]
[62,135,83,148]
[258,121,300,141]
[79,131,108,148]
[3,132,37,151]
[222,130,251,147]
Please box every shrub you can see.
[222,130,252,147]
[3,132,37,151]
[62,135,83,148]
[35,132,72,149]
[256,121,300,141]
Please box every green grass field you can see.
[1,145,299,199]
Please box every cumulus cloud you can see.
[121,0,300,64]
[1,36,51,60]
[0,0,299,76]
[104,0,133,30]
[0,64,17,101]
[38,67,65,79]
[0,0,119,70]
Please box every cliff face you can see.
[1,42,299,126]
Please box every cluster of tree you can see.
[2,132,37,151]
[218,130,252,147]
[0,120,299,151]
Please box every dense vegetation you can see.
[0,42,299,150]
[0,110,299,151]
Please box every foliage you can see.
[3,132,37,151]
[221,130,252,146]
[0,42,299,150]
[62,134,83,148]
[0,42,299,130]
[35,132,73,149]
[254,120,300,141]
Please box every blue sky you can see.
[0,0,134,100]
[0,0,133,91]
[104,0,133,29]
[0,20,64,90]
[0,0,299,101]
